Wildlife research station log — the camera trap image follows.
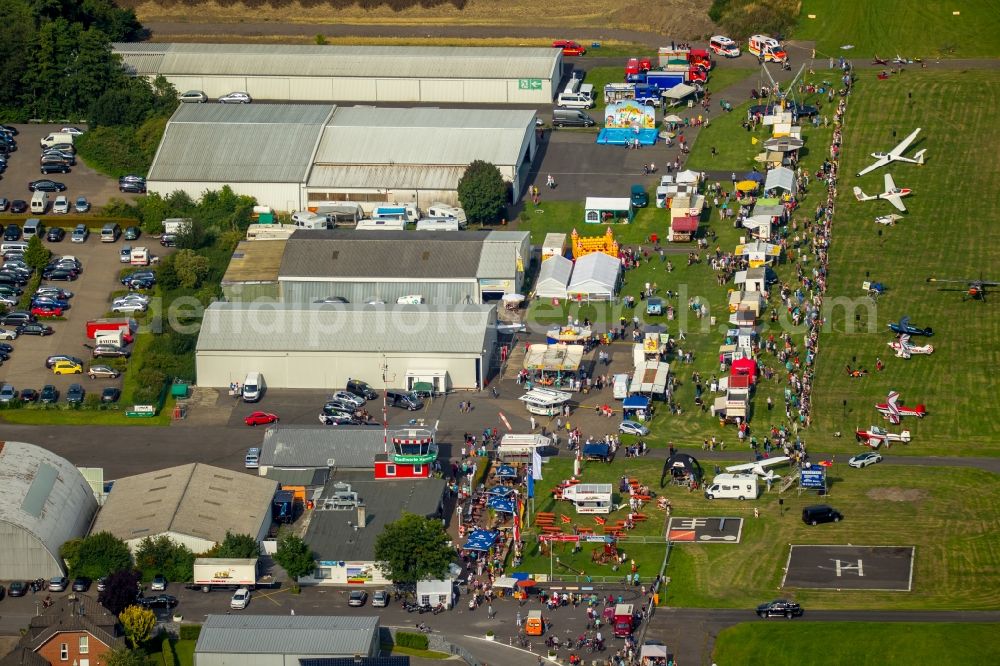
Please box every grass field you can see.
[795,0,1000,59]
[663,464,1000,610]
[807,71,1000,456]
[713,622,1000,664]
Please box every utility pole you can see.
[382,354,389,454]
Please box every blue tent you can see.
[488,486,515,497]
[487,496,516,513]
[623,395,650,409]
[582,442,610,460]
[496,465,517,478]
[463,529,499,551]
[744,171,765,182]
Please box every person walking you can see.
[516,611,523,628]
[530,416,536,430]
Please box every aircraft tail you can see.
[914,149,926,165]
[853,186,867,201]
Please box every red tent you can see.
[728,374,752,390]
[730,357,758,382]
[671,215,699,233]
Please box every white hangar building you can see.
[114,42,562,104]
[146,103,538,210]
[195,303,498,392]
[0,441,99,579]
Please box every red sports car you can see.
[31,305,64,318]
[244,411,279,426]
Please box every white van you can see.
[704,473,760,500]
[612,374,630,400]
[30,192,49,214]
[416,218,460,231]
[356,219,406,231]
[22,218,43,238]
[579,83,595,102]
[242,372,264,402]
[556,92,595,109]
[40,132,74,149]
[1,242,29,254]
[519,388,573,416]
[372,204,419,223]
[425,203,467,228]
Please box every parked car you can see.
[219,91,252,104]
[802,505,843,526]
[179,90,208,103]
[60,127,85,136]
[53,360,83,375]
[320,413,360,426]
[46,355,83,369]
[10,199,27,213]
[121,270,156,285]
[40,163,71,175]
[46,227,66,242]
[112,301,147,313]
[8,581,26,597]
[244,447,260,469]
[756,599,803,619]
[74,196,90,213]
[66,383,85,404]
[72,577,91,592]
[2,311,34,326]
[348,590,368,607]
[88,365,120,379]
[20,388,38,403]
[372,590,390,607]
[120,245,133,263]
[150,575,167,591]
[52,196,69,213]
[32,305,64,318]
[619,420,650,436]
[848,452,883,468]
[40,384,59,403]
[124,226,140,241]
[19,322,54,336]
[0,327,18,340]
[28,179,66,191]
[48,577,68,592]
[230,588,251,609]
[331,390,365,407]
[0,383,17,404]
[245,411,279,426]
[346,379,378,400]
[119,175,146,194]
[101,387,121,403]
[160,234,177,247]
[96,577,107,592]
[93,345,130,358]
[139,594,178,609]
[43,269,78,281]
[3,223,20,241]
[71,224,89,242]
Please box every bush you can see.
[470,456,490,491]
[395,632,429,651]
[178,625,201,641]
[161,638,175,666]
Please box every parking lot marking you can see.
[255,588,289,606]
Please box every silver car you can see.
[179,90,207,103]
[219,91,252,104]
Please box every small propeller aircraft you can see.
[725,456,791,481]
[875,213,904,226]
[856,128,926,177]
[855,425,912,448]
[853,174,911,212]
[926,276,999,301]
[888,315,933,337]
[875,391,927,425]
[888,334,935,358]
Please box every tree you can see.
[172,249,211,289]
[98,569,141,616]
[23,236,51,270]
[374,513,453,586]
[119,605,156,649]
[60,532,132,579]
[214,531,261,559]
[103,647,146,666]
[272,533,315,581]
[134,535,195,583]
[457,160,507,225]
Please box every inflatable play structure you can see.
[597,100,658,146]
[571,227,620,259]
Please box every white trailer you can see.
[560,483,614,514]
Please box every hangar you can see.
[195,303,498,391]
[114,42,562,104]
[276,229,530,305]
[0,441,98,579]
[146,103,537,211]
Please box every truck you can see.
[130,246,149,266]
[624,57,653,77]
[94,329,125,348]
[657,47,712,71]
[189,557,271,593]
[632,84,664,106]
[661,64,708,83]
[86,318,135,343]
[613,603,636,637]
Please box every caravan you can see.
[291,211,328,229]
[416,218,461,231]
[372,204,420,224]
[426,203,467,228]
[356,218,406,231]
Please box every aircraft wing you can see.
[884,173,896,192]
[889,128,921,157]
[755,455,791,468]
[885,194,907,212]
[725,462,756,473]
[857,156,889,177]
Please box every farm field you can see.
[795,0,1000,59]
[713,622,1000,664]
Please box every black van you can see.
[347,378,378,400]
[552,108,597,128]
[386,389,423,411]
[802,505,843,526]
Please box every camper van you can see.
[519,388,573,416]
[425,203,467,228]
[242,372,264,402]
[704,473,760,500]
[356,218,406,231]
[748,34,787,62]
[30,192,49,214]
[415,218,460,231]
[372,204,419,224]
[130,247,149,266]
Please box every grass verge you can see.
[380,643,451,660]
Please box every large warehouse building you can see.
[0,441,98,579]
[114,43,562,104]
[195,303,498,392]
[146,103,537,210]
[276,229,530,305]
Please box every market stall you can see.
[585,197,635,224]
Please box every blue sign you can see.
[800,468,826,489]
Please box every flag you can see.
[532,449,543,481]
[751,136,759,145]
[527,471,535,498]
[513,502,522,542]
[498,411,512,432]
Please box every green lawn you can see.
[663,464,1000,610]
[809,71,1000,456]
[147,639,195,666]
[713,622,1000,664]
[794,0,1000,58]
[703,68,755,96]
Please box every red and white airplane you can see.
[888,334,935,359]
[855,425,912,448]
[875,391,927,424]
[854,174,912,212]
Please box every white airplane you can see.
[853,173,911,212]
[856,128,926,177]
[725,455,791,481]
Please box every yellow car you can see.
[52,360,83,375]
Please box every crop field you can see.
[795,0,1000,59]
[713,622,1000,664]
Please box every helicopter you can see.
[926,276,999,301]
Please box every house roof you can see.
[305,472,445,562]
[196,614,378,656]
[0,595,123,666]
[222,240,287,285]
[90,463,277,545]
[259,426,388,469]
[195,303,496,355]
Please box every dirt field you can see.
[127,0,717,37]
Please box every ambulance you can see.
[748,34,787,62]
[710,35,741,58]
